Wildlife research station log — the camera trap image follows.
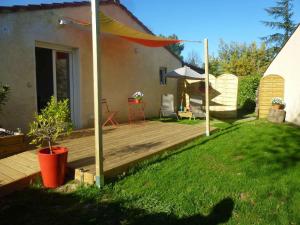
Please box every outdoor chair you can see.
[102,99,119,128]
[189,96,206,118]
[160,94,179,120]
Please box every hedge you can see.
[238,74,261,113]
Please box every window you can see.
[159,67,167,85]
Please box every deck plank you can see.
[0,121,211,194]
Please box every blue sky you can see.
[2,0,300,62]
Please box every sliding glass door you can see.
[35,47,73,118]
[55,51,71,102]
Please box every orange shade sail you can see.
[64,12,182,47]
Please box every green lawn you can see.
[1,120,299,225]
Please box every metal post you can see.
[204,39,210,136]
[91,0,104,187]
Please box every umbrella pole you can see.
[91,0,104,187]
[204,39,210,136]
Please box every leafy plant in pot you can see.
[28,96,72,188]
[271,97,285,110]
[131,91,144,103]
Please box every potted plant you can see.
[130,91,144,103]
[271,97,285,110]
[28,96,72,188]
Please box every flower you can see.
[271,97,285,105]
[132,91,144,100]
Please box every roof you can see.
[0,0,183,63]
[183,63,205,74]
[0,1,119,13]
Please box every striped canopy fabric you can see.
[99,13,182,47]
[63,12,182,47]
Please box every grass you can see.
[1,120,299,225]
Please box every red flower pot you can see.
[128,98,141,104]
[272,104,284,110]
[38,146,68,188]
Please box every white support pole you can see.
[91,0,104,187]
[204,38,210,136]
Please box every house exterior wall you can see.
[0,4,181,131]
[264,25,300,125]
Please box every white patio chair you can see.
[190,96,206,118]
[160,94,178,120]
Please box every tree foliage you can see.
[28,96,72,153]
[0,83,10,113]
[261,0,296,53]
[208,40,272,77]
[159,34,184,60]
[238,74,261,112]
[186,50,201,67]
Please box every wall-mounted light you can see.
[58,18,69,25]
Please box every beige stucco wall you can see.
[0,4,181,131]
[264,25,300,125]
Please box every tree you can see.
[159,34,184,60]
[210,40,272,76]
[28,96,72,154]
[186,50,201,67]
[261,0,296,52]
[208,55,222,76]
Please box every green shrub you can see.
[0,83,10,113]
[28,96,73,153]
[238,74,261,113]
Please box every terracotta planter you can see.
[38,146,68,188]
[272,104,284,110]
[128,98,141,104]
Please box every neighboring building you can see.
[260,25,300,125]
[0,1,182,131]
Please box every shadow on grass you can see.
[0,187,234,225]
[242,122,300,171]
[116,122,242,182]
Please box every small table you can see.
[128,100,146,124]
[178,111,195,120]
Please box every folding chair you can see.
[102,99,119,128]
[190,96,206,119]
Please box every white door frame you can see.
[35,41,81,128]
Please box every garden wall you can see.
[178,74,239,118]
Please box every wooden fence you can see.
[178,74,239,118]
[258,74,284,118]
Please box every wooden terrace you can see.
[0,121,209,196]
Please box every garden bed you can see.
[0,129,24,159]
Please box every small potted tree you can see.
[28,96,72,188]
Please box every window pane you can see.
[35,47,54,112]
[56,52,70,102]
[159,67,167,85]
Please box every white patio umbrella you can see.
[163,61,210,137]
[164,65,205,80]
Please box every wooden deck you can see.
[0,121,209,196]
